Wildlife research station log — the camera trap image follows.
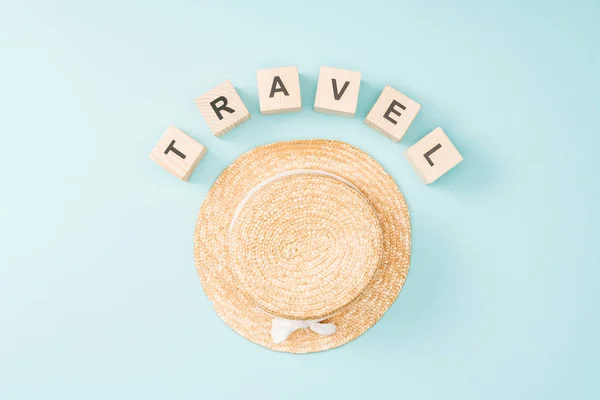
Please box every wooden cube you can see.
[257,66,302,115]
[149,125,207,181]
[404,127,463,184]
[314,66,361,117]
[364,86,421,142]
[194,80,250,137]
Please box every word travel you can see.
[150,66,463,183]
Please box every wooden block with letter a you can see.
[364,85,421,142]
[404,127,463,184]
[314,66,361,117]
[257,66,302,115]
[194,80,250,137]
[149,125,207,181]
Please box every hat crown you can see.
[229,170,383,321]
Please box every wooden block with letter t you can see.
[404,127,463,184]
[257,66,302,115]
[314,66,361,117]
[194,80,250,137]
[364,85,421,142]
[149,125,207,181]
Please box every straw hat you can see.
[193,140,411,353]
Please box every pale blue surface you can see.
[1,1,599,399]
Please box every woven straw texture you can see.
[229,173,383,321]
[194,140,411,353]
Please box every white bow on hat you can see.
[271,318,337,344]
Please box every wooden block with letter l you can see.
[257,66,302,115]
[314,66,361,117]
[149,125,207,181]
[364,85,421,142]
[194,80,250,137]
[404,127,463,184]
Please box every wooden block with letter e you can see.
[364,85,421,142]
[149,125,207,181]
[194,80,250,137]
[257,66,302,115]
[404,127,463,184]
[314,66,361,117]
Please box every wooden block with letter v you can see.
[195,80,250,137]
[404,127,463,184]
[364,85,420,142]
[314,66,361,117]
[257,66,302,115]
[149,125,207,181]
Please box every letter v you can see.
[332,79,350,100]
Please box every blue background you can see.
[1,0,598,398]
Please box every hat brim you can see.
[193,140,411,353]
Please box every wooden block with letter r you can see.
[314,66,362,117]
[257,66,302,115]
[149,125,207,181]
[364,85,421,142]
[194,80,250,137]
[404,127,463,184]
